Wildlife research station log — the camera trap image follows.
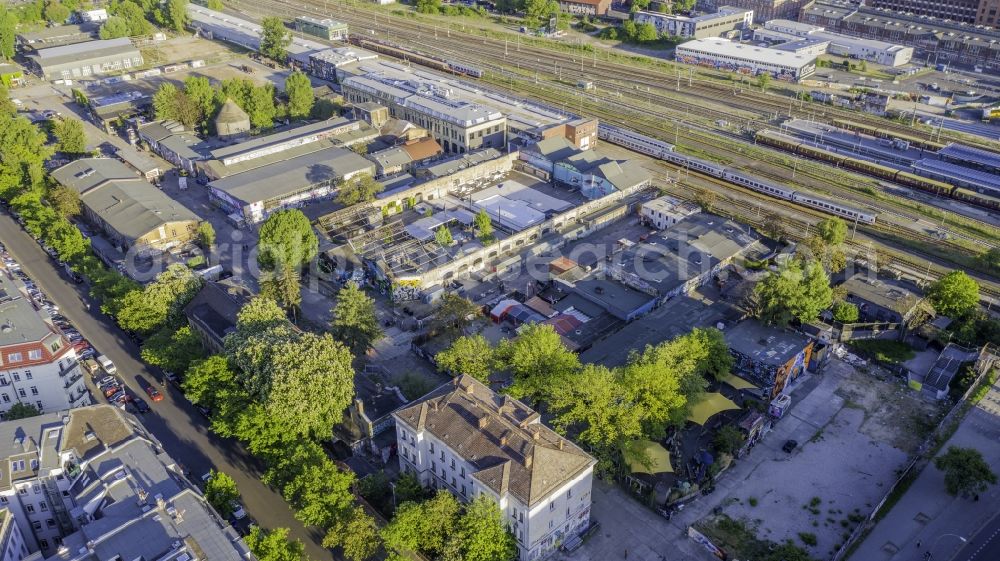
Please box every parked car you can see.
[145,386,163,402]
[231,502,247,520]
[132,397,150,414]
[97,355,116,374]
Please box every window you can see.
[549,502,555,512]
[17,389,25,398]
[11,373,19,382]
[46,519,55,528]
[7,353,21,363]
[30,386,38,396]
[431,461,436,472]
[450,458,455,469]
[0,497,7,505]
[0,377,7,385]
[567,488,572,499]
[30,459,37,470]
[28,350,41,360]
[39,501,47,511]
[32,520,41,530]
[429,442,434,454]
[25,504,34,514]
[451,477,456,486]
[39,539,49,550]
[33,484,40,494]
[1,394,8,403]
[460,467,465,478]
[18,486,27,496]
[461,484,466,495]
[24,371,32,380]
[440,450,444,461]
[548,520,554,529]
[35,401,42,410]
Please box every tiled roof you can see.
[394,376,594,507]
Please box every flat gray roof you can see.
[30,37,138,69]
[0,274,57,347]
[841,274,922,314]
[725,319,811,367]
[210,118,353,161]
[208,146,374,205]
[51,158,138,193]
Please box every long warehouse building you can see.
[675,37,816,79]
[28,37,143,80]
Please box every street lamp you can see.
[924,533,967,560]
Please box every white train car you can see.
[791,192,876,224]
[448,61,483,78]
[597,124,877,224]
[598,125,675,159]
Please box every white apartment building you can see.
[0,510,29,561]
[640,195,701,230]
[0,274,89,417]
[394,376,596,561]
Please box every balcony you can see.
[63,372,83,389]
[59,362,80,378]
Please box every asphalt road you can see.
[955,512,1000,561]
[0,210,334,560]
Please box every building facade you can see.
[557,0,612,16]
[759,19,913,66]
[676,37,816,79]
[0,276,89,418]
[725,319,813,399]
[639,195,701,229]
[295,16,349,41]
[28,38,143,80]
[394,376,596,561]
[342,74,507,154]
[869,0,979,24]
[634,7,753,39]
[700,0,805,22]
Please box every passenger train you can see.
[598,125,879,224]
[755,129,1000,213]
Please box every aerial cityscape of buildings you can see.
[0,1,998,561]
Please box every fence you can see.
[832,344,999,561]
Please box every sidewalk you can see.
[851,381,1000,561]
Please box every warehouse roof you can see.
[30,37,138,69]
[51,158,138,193]
[81,179,200,238]
[725,319,811,367]
[677,37,816,69]
[208,146,373,205]
[210,118,354,161]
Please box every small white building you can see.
[633,6,753,39]
[640,195,701,230]
[759,19,914,67]
[394,376,596,561]
[675,37,816,79]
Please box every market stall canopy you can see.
[687,393,740,425]
[622,440,673,474]
[721,373,758,391]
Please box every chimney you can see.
[524,454,532,469]
[558,438,564,450]
[500,433,508,447]
[431,400,439,412]
[466,382,474,396]
[532,429,540,442]
[354,398,365,417]
[478,416,489,430]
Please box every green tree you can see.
[635,22,658,42]
[755,259,832,325]
[522,0,558,29]
[165,0,187,32]
[284,459,355,528]
[182,355,238,413]
[336,174,384,206]
[4,402,41,420]
[324,508,382,561]
[111,0,154,36]
[394,472,427,505]
[816,217,848,246]
[48,184,80,217]
[43,0,69,23]
[218,77,254,109]
[184,76,216,131]
[53,118,87,156]
[257,209,318,271]
[0,112,52,200]
[245,527,307,561]
[673,0,695,10]
[246,83,277,129]
[498,323,580,404]
[621,20,637,41]
[757,72,771,91]
[260,262,301,317]
[204,470,240,519]
[382,491,460,558]
[435,334,495,383]
[435,225,453,247]
[99,16,129,39]
[713,425,745,455]
[928,270,979,318]
[474,208,493,242]
[196,221,215,249]
[415,0,441,13]
[206,0,224,8]
[458,495,517,561]
[153,82,180,121]
[116,264,204,334]
[260,17,291,61]
[934,446,998,497]
[140,325,204,374]
[630,0,650,11]
[831,301,859,323]
[330,283,382,356]
[430,293,480,335]
[284,71,313,120]
[0,7,16,61]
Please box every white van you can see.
[96,355,116,374]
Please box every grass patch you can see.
[699,515,817,561]
[848,339,916,365]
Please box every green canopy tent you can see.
[721,373,758,391]
[622,440,674,475]
[686,392,740,426]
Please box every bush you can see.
[798,532,818,546]
[849,339,915,365]
[832,301,859,323]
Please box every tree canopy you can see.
[330,283,382,356]
[257,209,318,271]
[754,259,832,325]
[99,16,130,39]
[285,71,314,120]
[4,402,41,420]
[260,17,291,61]
[53,118,87,156]
[204,470,240,519]
[435,334,495,383]
[116,264,204,334]
[831,301,859,323]
[245,527,307,561]
[934,446,997,497]
[337,174,384,206]
[499,323,580,404]
[928,271,979,318]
